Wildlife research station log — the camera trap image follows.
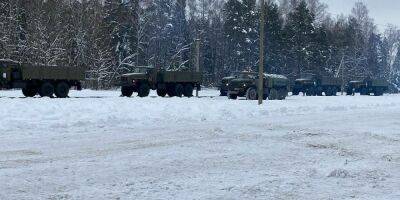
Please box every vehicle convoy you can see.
[346,78,389,96]
[119,67,202,97]
[227,73,289,100]
[292,72,341,96]
[0,60,85,98]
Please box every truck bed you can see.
[161,71,202,83]
[21,65,86,81]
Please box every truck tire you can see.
[22,87,37,97]
[269,88,278,100]
[306,88,315,96]
[360,88,368,96]
[316,87,323,96]
[157,89,167,97]
[278,89,287,100]
[175,84,184,97]
[55,82,70,98]
[121,86,134,97]
[138,83,150,97]
[183,84,194,97]
[228,94,238,100]
[332,87,338,96]
[39,82,54,97]
[374,88,383,96]
[292,89,300,96]
[246,87,257,100]
[325,87,332,96]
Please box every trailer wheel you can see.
[121,86,134,97]
[175,84,184,97]
[22,87,37,97]
[183,84,194,97]
[245,87,257,100]
[55,82,70,98]
[39,82,54,97]
[138,83,150,97]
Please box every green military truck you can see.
[219,72,253,96]
[346,78,388,96]
[119,67,202,97]
[292,72,341,96]
[227,73,289,100]
[0,60,85,98]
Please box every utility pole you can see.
[258,0,266,105]
[195,39,201,97]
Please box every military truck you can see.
[292,72,341,96]
[346,78,388,96]
[0,60,85,98]
[219,72,252,96]
[119,67,202,97]
[227,73,289,100]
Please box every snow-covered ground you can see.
[1,89,400,200]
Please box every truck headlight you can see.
[2,73,6,79]
[226,83,229,86]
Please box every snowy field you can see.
[1,89,400,200]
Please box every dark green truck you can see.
[227,73,289,100]
[0,60,85,98]
[292,72,341,96]
[119,67,202,97]
[346,78,389,96]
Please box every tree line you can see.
[0,0,399,91]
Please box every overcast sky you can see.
[321,0,400,31]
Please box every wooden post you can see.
[195,39,201,97]
[258,0,265,105]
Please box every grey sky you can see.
[320,0,400,31]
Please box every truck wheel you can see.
[228,94,238,100]
[175,84,184,97]
[183,84,194,97]
[138,83,150,97]
[374,88,383,96]
[306,88,314,96]
[22,87,37,97]
[246,88,257,100]
[332,87,338,96]
[325,87,332,96]
[316,87,323,96]
[292,89,300,96]
[360,88,368,96]
[220,90,227,96]
[278,89,287,100]
[55,82,70,98]
[39,82,54,97]
[157,89,167,97]
[269,89,278,100]
[121,86,134,97]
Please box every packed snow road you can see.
[0,89,400,200]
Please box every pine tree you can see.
[283,0,316,75]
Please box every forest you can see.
[0,0,399,91]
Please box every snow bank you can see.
[0,89,400,199]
